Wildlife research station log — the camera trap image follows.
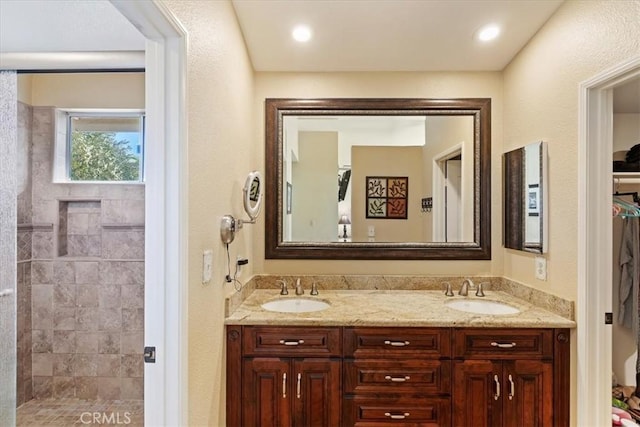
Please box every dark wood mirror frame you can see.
[265,98,492,260]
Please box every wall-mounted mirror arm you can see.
[221,171,263,244]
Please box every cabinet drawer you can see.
[344,397,451,426]
[344,327,450,358]
[453,328,553,359]
[344,360,450,395]
[242,326,341,357]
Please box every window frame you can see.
[57,109,146,184]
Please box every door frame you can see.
[578,56,640,427]
[432,144,463,241]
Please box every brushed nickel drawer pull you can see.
[384,412,410,420]
[508,374,515,400]
[279,339,304,346]
[384,340,410,347]
[494,374,500,400]
[384,375,410,382]
[296,373,302,399]
[282,373,287,398]
[490,341,517,348]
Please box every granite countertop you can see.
[224,288,576,328]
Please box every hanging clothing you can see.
[618,217,640,334]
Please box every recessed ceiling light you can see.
[477,24,501,42]
[292,25,312,43]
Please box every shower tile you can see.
[120,377,143,400]
[75,377,98,399]
[121,285,144,309]
[102,199,145,224]
[122,308,144,332]
[121,332,143,355]
[75,261,99,284]
[98,332,121,354]
[88,213,102,235]
[53,261,76,284]
[32,353,53,376]
[32,329,53,353]
[52,376,75,398]
[76,332,99,353]
[52,354,74,376]
[99,261,144,285]
[121,354,143,378]
[98,377,121,400]
[102,230,144,259]
[53,330,76,353]
[98,284,121,308]
[76,285,99,308]
[32,231,54,259]
[97,354,121,377]
[99,308,122,331]
[53,307,76,330]
[53,283,75,307]
[73,354,98,376]
[76,308,99,331]
[67,212,89,234]
[31,261,53,284]
[31,284,53,329]
[32,376,53,398]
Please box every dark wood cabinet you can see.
[228,326,341,427]
[452,329,566,427]
[227,325,570,427]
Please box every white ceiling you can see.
[231,0,564,72]
[0,0,637,112]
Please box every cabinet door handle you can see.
[494,374,500,400]
[384,340,410,347]
[508,374,515,400]
[384,375,410,382]
[384,412,410,420]
[282,373,287,398]
[296,373,302,399]
[279,339,304,346]
[490,341,517,348]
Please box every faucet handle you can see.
[444,282,454,297]
[476,282,486,297]
[278,280,289,295]
[310,282,319,296]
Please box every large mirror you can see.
[265,98,491,260]
[503,141,547,253]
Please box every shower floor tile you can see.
[16,398,143,426]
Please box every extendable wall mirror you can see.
[221,170,263,244]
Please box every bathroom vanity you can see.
[225,285,573,427]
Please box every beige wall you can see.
[254,72,504,276]
[502,0,640,302]
[18,73,144,108]
[352,146,422,242]
[162,1,255,426]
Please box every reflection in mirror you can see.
[503,141,547,253]
[265,98,491,260]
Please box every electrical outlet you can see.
[202,249,213,284]
[535,256,547,280]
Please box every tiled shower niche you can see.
[58,201,102,258]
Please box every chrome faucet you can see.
[310,282,319,296]
[444,282,454,297]
[476,282,486,297]
[278,279,289,295]
[459,278,474,296]
[295,278,304,295]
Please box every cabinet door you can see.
[242,358,292,427]
[452,360,502,427]
[293,359,341,427]
[502,360,553,427]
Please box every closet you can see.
[612,76,640,422]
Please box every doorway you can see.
[579,56,640,427]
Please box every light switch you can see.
[202,249,213,284]
[368,226,375,237]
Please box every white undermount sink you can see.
[445,299,520,315]
[261,298,331,313]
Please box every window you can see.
[55,111,145,182]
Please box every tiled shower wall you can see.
[18,104,145,402]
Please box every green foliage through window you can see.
[70,131,140,181]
